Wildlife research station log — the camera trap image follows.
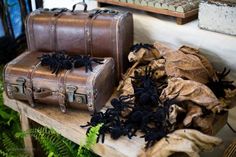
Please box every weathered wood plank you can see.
[20,114,34,157]
[3,93,145,157]
[3,92,228,157]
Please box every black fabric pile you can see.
[39,52,104,75]
[81,67,178,148]
[206,67,236,98]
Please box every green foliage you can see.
[77,124,103,157]
[18,127,78,157]
[18,124,102,157]
[0,133,28,157]
[0,65,26,156]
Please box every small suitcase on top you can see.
[25,2,134,81]
[4,51,115,113]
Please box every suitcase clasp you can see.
[66,85,77,103]
[66,85,87,104]
[8,78,26,96]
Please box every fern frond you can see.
[85,123,103,149]
[1,133,28,157]
[2,133,18,154]
[62,139,78,157]
[77,124,103,157]
[0,149,8,157]
[19,127,79,157]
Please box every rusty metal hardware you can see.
[66,85,87,104]
[10,77,26,95]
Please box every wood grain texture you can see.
[3,92,228,157]
[3,92,145,157]
[20,114,34,157]
[97,0,198,20]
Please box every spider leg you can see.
[96,134,101,143]
[101,133,105,143]
[88,62,93,72]
[80,122,91,128]
[52,62,59,74]
[55,63,61,75]
[86,127,91,135]
[131,128,138,137]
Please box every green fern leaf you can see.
[2,133,18,153]
[19,127,79,157]
[77,124,103,157]
[0,149,8,157]
[85,123,103,150]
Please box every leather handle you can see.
[51,8,69,16]
[72,1,87,12]
[34,88,52,99]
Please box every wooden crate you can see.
[97,0,199,24]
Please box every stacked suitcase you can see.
[4,3,134,113]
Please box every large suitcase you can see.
[25,3,133,80]
[4,51,115,113]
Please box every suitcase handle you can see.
[72,2,87,12]
[51,8,69,16]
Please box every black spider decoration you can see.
[207,67,236,98]
[39,52,104,75]
[73,55,104,72]
[82,66,175,148]
[81,111,107,128]
[130,43,155,53]
[142,128,167,148]
[110,96,134,113]
[132,67,162,106]
[39,52,74,75]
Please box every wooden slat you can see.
[20,114,34,157]
[3,92,228,157]
[97,0,198,18]
[3,93,145,157]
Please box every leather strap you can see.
[49,12,64,51]
[28,13,36,50]
[33,88,52,99]
[111,14,120,79]
[84,16,92,55]
[57,70,71,113]
[84,12,105,56]
[25,61,41,107]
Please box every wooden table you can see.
[3,92,229,157]
[3,92,145,157]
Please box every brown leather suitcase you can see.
[25,3,133,80]
[4,51,115,113]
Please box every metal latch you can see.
[66,85,87,104]
[75,93,87,104]
[66,85,77,102]
[9,78,26,94]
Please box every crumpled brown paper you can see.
[128,47,160,63]
[160,78,223,113]
[154,43,217,84]
[183,102,203,127]
[139,129,222,157]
